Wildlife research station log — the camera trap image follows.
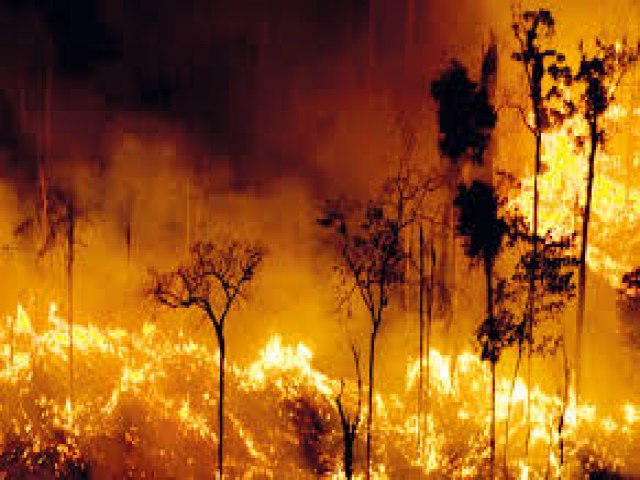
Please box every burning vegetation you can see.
[0,1,639,479]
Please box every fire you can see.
[0,301,637,477]
[510,101,640,287]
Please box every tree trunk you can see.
[504,341,524,478]
[485,259,495,480]
[218,335,225,479]
[344,431,354,480]
[418,226,424,450]
[366,326,378,480]
[526,128,542,455]
[68,202,75,414]
[576,117,597,401]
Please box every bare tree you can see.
[149,240,266,479]
[318,165,436,479]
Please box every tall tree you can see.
[430,59,497,356]
[150,240,265,479]
[512,8,566,448]
[454,180,508,479]
[570,39,639,399]
[319,166,434,479]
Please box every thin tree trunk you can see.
[491,359,496,480]
[576,118,597,401]
[485,259,495,480]
[504,341,524,478]
[67,202,75,415]
[426,236,434,428]
[344,430,354,480]
[418,226,424,450]
[9,312,14,366]
[366,327,378,480]
[218,335,225,479]
[526,128,541,456]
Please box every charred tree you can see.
[149,240,265,479]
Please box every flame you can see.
[0,301,637,477]
[510,98,640,287]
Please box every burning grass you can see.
[0,303,637,478]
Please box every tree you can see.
[454,180,508,479]
[149,240,266,479]
[569,39,640,399]
[430,57,497,366]
[500,227,577,477]
[511,8,567,448]
[318,166,434,479]
[334,343,362,480]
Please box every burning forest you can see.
[0,0,639,478]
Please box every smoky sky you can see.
[0,0,375,188]
[1,0,638,193]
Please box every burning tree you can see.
[318,165,434,479]
[454,180,508,479]
[568,39,640,399]
[149,240,266,479]
[511,7,568,447]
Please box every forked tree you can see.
[334,343,362,480]
[149,240,265,479]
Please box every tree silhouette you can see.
[334,343,362,480]
[569,39,640,399]
[454,180,508,479]
[319,166,435,479]
[511,8,567,449]
[149,240,266,479]
[431,58,497,366]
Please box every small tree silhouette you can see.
[453,180,508,479]
[149,240,266,479]
[334,343,362,480]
